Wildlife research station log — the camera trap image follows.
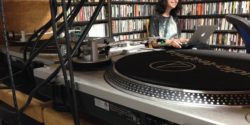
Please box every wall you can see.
[0,0,51,44]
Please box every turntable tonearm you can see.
[72,37,114,69]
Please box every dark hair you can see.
[156,0,182,17]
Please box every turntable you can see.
[105,50,250,106]
[34,49,250,125]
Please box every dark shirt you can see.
[149,14,181,38]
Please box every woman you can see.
[149,0,188,48]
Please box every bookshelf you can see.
[180,0,250,53]
[179,14,250,19]
[110,0,250,44]
[110,0,157,41]
[181,0,250,4]
[56,0,111,37]
[112,16,151,20]
[60,0,158,41]
[112,30,146,36]
[111,1,157,5]
[60,0,250,52]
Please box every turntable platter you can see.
[104,50,250,106]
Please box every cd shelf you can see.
[58,0,250,52]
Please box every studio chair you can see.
[225,15,250,54]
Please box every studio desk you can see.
[0,46,109,125]
[3,46,250,125]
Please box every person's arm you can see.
[151,39,183,48]
[175,17,190,43]
[150,16,187,48]
[179,38,189,43]
[149,16,158,37]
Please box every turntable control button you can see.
[245,113,250,123]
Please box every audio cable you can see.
[0,3,105,125]
[0,0,22,124]
[61,0,80,125]
[49,0,80,125]
[0,0,85,114]
[18,0,105,114]
[17,0,87,113]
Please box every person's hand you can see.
[179,38,189,43]
[166,39,183,48]
[151,38,189,49]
